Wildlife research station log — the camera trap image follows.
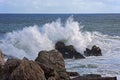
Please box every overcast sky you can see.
[0,0,120,13]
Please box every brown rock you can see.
[4,58,21,74]
[2,58,45,80]
[37,63,58,79]
[0,58,21,80]
[0,50,5,80]
[35,49,70,80]
[9,59,45,80]
[0,50,5,66]
[48,76,56,80]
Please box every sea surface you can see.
[0,14,120,79]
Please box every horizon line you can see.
[0,12,120,14]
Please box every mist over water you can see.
[0,15,120,79]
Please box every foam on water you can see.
[0,16,120,59]
[0,16,92,59]
[0,17,120,79]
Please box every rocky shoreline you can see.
[0,41,117,80]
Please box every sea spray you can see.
[0,17,120,60]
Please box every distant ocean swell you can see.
[0,16,120,60]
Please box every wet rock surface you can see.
[72,76,117,80]
[67,72,79,77]
[84,45,102,56]
[55,41,85,59]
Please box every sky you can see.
[0,0,120,13]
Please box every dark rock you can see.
[84,45,102,56]
[67,72,79,76]
[35,49,70,80]
[72,76,117,80]
[72,74,116,80]
[83,74,101,78]
[55,41,85,59]
[84,48,91,56]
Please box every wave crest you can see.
[0,17,119,60]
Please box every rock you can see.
[83,74,101,78]
[0,58,21,80]
[8,59,45,80]
[67,72,79,77]
[0,50,5,80]
[35,49,70,80]
[2,58,46,80]
[4,58,21,74]
[37,63,58,79]
[48,76,56,80]
[84,45,102,56]
[0,50,5,66]
[72,74,116,80]
[72,76,117,80]
[55,41,85,59]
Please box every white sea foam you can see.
[0,16,120,79]
[0,17,120,59]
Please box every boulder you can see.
[55,41,85,59]
[84,45,102,56]
[9,59,45,80]
[35,49,70,80]
[0,50,5,66]
[2,58,45,80]
[0,50,5,80]
[4,58,21,74]
[0,58,21,80]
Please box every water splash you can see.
[0,17,120,60]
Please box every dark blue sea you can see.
[0,14,120,36]
[0,14,120,79]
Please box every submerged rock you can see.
[67,72,79,77]
[84,45,102,56]
[55,41,85,59]
[72,74,117,80]
[35,49,70,80]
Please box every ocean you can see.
[0,14,120,79]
